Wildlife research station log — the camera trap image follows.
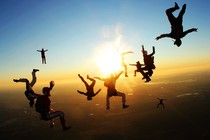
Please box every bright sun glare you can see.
[96,48,123,76]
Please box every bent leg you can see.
[78,74,89,89]
[88,75,96,88]
[177,4,186,23]
[30,70,37,87]
[166,3,179,25]
[116,92,126,105]
[48,111,70,130]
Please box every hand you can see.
[50,81,55,87]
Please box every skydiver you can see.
[37,48,48,64]
[156,2,197,47]
[94,71,129,110]
[77,74,101,100]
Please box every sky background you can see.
[0,0,210,91]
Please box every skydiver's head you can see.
[87,96,92,101]
[174,39,182,47]
[42,87,51,96]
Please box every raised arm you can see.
[182,28,198,38]
[115,71,123,80]
[49,81,55,91]
[149,46,155,56]
[37,50,41,52]
[44,49,48,52]
[156,33,171,40]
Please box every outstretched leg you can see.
[78,74,89,89]
[166,2,180,26]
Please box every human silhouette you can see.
[94,71,129,110]
[35,81,71,131]
[156,2,197,47]
[77,74,101,100]
[141,45,155,78]
[13,69,39,107]
[129,61,151,82]
[37,48,48,64]
[120,51,133,77]
[156,98,166,108]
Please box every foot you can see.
[13,79,19,82]
[106,106,110,110]
[125,74,128,77]
[182,4,186,9]
[142,76,146,80]
[123,104,129,109]
[33,69,39,72]
[174,2,179,9]
[63,126,71,131]
[145,79,151,82]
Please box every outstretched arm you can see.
[93,89,101,97]
[37,50,41,52]
[182,28,198,38]
[44,49,48,52]
[156,34,171,40]
[77,90,86,95]
[129,64,136,66]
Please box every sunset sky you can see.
[0,0,210,90]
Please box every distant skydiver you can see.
[37,48,48,64]
[13,69,39,107]
[156,2,197,47]
[120,51,133,77]
[77,74,101,100]
[156,98,166,108]
[94,71,129,110]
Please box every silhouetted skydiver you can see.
[94,71,129,110]
[35,81,71,131]
[120,51,133,77]
[129,61,151,82]
[37,48,48,64]
[141,45,155,79]
[77,74,101,100]
[156,2,197,47]
[156,98,166,108]
[13,69,39,107]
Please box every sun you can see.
[96,47,123,77]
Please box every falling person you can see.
[94,71,129,110]
[156,2,197,47]
[37,48,48,64]
[13,69,39,107]
[77,74,101,100]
